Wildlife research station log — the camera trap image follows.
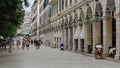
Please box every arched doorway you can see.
[93,2,103,54]
[68,14,73,50]
[79,9,85,52]
[103,0,116,57]
[73,11,79,51]
[84,6,93,54]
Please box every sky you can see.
[24,0,34,12]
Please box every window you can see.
[59,0,61,11]
[65,0,67,8]
[70,0,72,5]
[62,0,64,10]
[44,0,49,9]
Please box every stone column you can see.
[72,26,76,51]
[92,21,101,54]
[66,28,68,50]
[103,17,112,56]
[78,39,81,52]
[68,27,71,50]
[78,25,82,52]
[84,23,92,53]
[64,28,67,49]
[61,29,64,44]
[115,12,120,60]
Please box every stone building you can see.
[31,0,120,60]
[17,12,31,35]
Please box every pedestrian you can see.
[36,40,41,49]
[22,38,26,50]
[60,43,64,51]
[16,39,20,49]
[8,38,13,53]
[26,39,30,50]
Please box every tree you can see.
[0,0,29,38]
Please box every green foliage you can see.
[0,0,29,38]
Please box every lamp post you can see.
[78,17,83,26]
[73,19,76,27]
[105,8,111,19]
[85,15,89,24]
[94,11,100,22]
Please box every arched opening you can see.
[85,6,93,54]
[74,12,79,51]
[79,9,85,52]
[104,0,116,58]
[93,2,103,54]
[68,14,73,50]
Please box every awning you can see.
[79,25,84,39]
[74,26,80,39]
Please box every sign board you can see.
[96,45,102,48]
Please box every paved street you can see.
[0,45,120,68]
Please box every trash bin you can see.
[95,44,103,59]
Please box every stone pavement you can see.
[0,45,120,68]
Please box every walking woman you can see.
[8,38,13,53]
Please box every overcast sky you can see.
[24,0,34,12]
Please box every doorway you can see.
[74,39,78,51]
[80,39,84,52]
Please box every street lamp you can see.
[78,17,83,25]
[59,24,61,29]
[85,15,89,24]
[105,8,111,19]
[73,19,76,23]
[65,22,67,28]
[72,19,76,27]
[94,11,99,22]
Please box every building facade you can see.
[17,12,31,35]
[31,0,120,60]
